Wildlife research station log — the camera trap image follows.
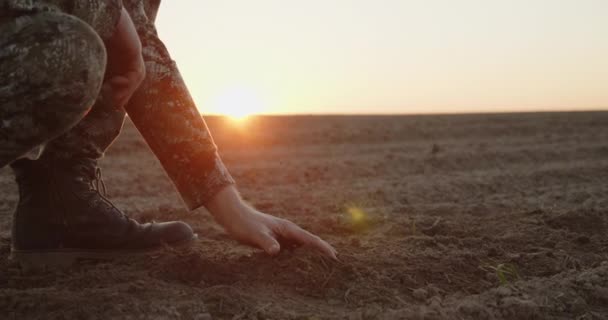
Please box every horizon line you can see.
[201,108,608,117]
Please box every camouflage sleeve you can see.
[1,0,123,40]
[122,0,235,211]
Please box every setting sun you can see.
[209,86,266,120]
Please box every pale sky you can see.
[156,0,608,115]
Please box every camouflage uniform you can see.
[1,0,234,210]
[0,1,113,167]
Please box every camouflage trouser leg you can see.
[38,0,235,210]
[38,1,161,161]
[39,0,163,162]
[0,11,107,168]
[39,76,127,160]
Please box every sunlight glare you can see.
[211,86,266,121]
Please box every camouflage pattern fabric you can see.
[0,0,235,210]
[1,0,123,164]
[0,9,107,168]
[1,0,123,40]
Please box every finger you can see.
[257,232,281,256]
[278,221,337,259]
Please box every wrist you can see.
[206,185,247,220]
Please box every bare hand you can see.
[103,71,143,108]
[103,8,145,108]
[206,186,338,259]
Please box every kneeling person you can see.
[0,1,195,267]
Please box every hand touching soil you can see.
[206,186,338,259]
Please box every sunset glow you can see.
[158,1,608,115]
[209,86,267,120]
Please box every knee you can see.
[29,12,107,121]
[47,13,108,116]
[67,16,108,106]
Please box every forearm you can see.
[205,185,246,223]
[115,0,336,259]
[123,3,234,210]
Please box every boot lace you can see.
[90,167,130,222]
[93,167,108,197]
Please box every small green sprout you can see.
[488,263,520,285]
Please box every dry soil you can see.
[1,112,608,319]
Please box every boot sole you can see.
[10,234,198,270]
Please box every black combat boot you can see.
[10,158,196,268]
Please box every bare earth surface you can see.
[1,112,608,319]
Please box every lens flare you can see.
[346,205,369,231]
[348,207,366,223]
